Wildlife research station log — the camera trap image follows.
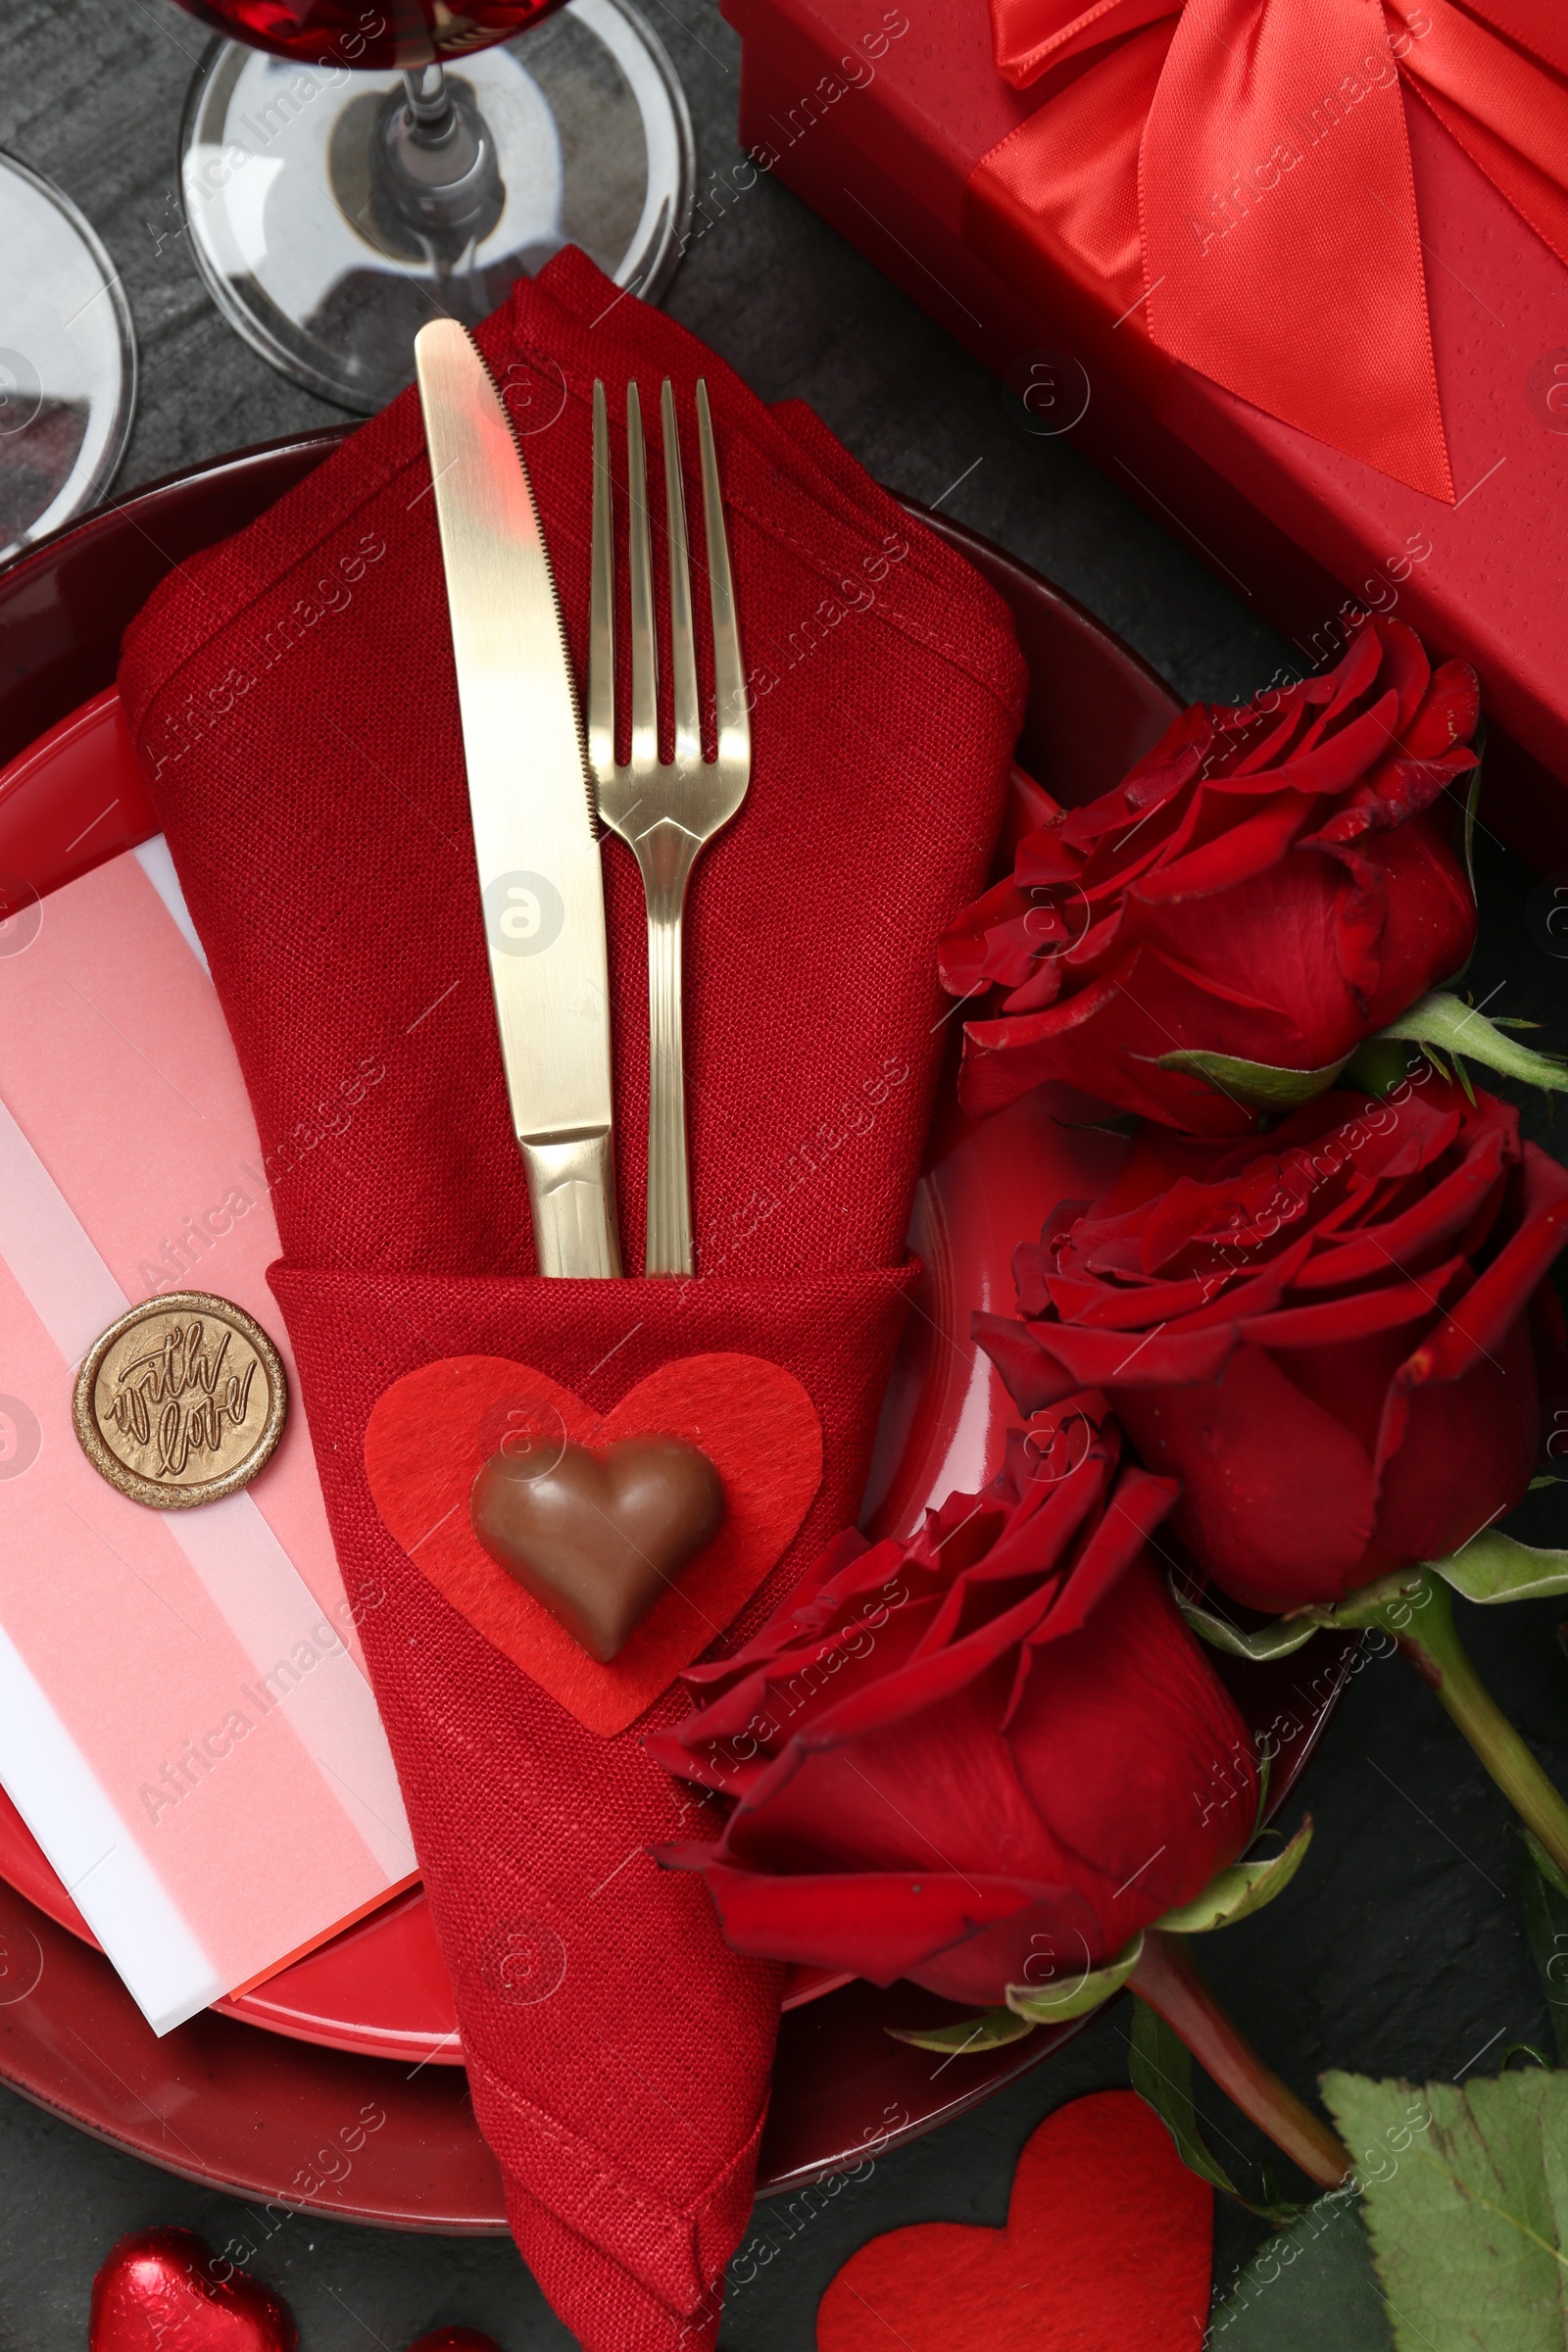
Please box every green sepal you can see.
[1006,1932,1143,2023]
[1523,1828,1568,1905]
[1176,1586,1324,1661]
[885,2005,1036,2057]
[1460,736,1484,912]
[1426,1529,1568,1604]
[1180,1560,1475,1669]
[1374,988,1568,1099]
[1150,1047,1347,1110]
[1252,1747,1273,1839]
[1152,1818,1313,1934]
[1311,1567,1430,1633]
[1130,1997,1305,2226]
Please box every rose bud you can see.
[978,1077,1568,1614]
[650,1399,1257,2007]
[939,615,1479,1136]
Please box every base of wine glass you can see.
[177,0,696,415]
[0,153,135,564]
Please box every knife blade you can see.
[415,319,621,1279]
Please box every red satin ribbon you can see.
[971,0,1568,498]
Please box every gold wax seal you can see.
[73,1292,288,1509]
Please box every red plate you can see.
[0,436,1353,2220]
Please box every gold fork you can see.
[588,377,750,1278]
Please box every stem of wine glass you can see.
[401,64,455,140]
[375,60,504,245]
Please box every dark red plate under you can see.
[0,433,1353,2221]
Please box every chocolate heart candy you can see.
[90,2229,296,2352]
[471,1434,726,1663]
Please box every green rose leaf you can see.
[1176,1587,1324,1661]
[1130,1995,1303,2225]
[1374,989,1568,1100]
[1207,2191,1393,2349]
[884,2005,1035,2057]
[1153,1818,1313,1935]
[1426,1531,1568,1605]
[1323,2068,1568,2351]
[1151,1047,1348,1110]
[1005,1932,1143,2023]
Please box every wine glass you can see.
[167,0,695,412]
[0,152,135,564]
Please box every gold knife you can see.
[415,320,620,1278]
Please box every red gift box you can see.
[717,0,1568,867]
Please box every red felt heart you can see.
[90,2230,295,2352]
[366,1352,822,1735]
[815,2093,1211,2352]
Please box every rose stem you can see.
[1379,1572,1568,1882]
[1131,1930,1351,2191]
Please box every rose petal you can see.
[1114,1347,1377,1607]
[1398,658,1480,759]
[1240,1259,1466,1348]
[977,1310,1238,1400]
[655,1858,1058,1985]
[1013,1468,1179,1657]
[1366,615,1432,736]
[1008,1558,1256,1930]
[1236,688,1400,800]
[1128,793,1311,906]
[727,1676,1075,1884]
[1372,1311,1539,1561]
[1400,1146,1568,1385]
[1291,1110,1512,1288]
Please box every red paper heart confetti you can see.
[367,1352,822,1735]
[90,2230,296,2352]
[815,2092,1211,2352]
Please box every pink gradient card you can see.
[0,845,416,2034]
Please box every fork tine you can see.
[587,380,614,801]
[661,380,701,767]
[695,379,749,774]
[626,381,659,773]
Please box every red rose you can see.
[979,1077,1568,1614]
[651,1400,1257,2006]
[939,616,1479,1136]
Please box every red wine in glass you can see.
[169,0,568,70]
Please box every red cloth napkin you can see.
[118,251,1026,2351]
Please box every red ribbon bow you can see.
[975,0,1568,498]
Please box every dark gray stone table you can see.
[0,3,1564,2346]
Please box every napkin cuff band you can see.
[261,1259,918,2323]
